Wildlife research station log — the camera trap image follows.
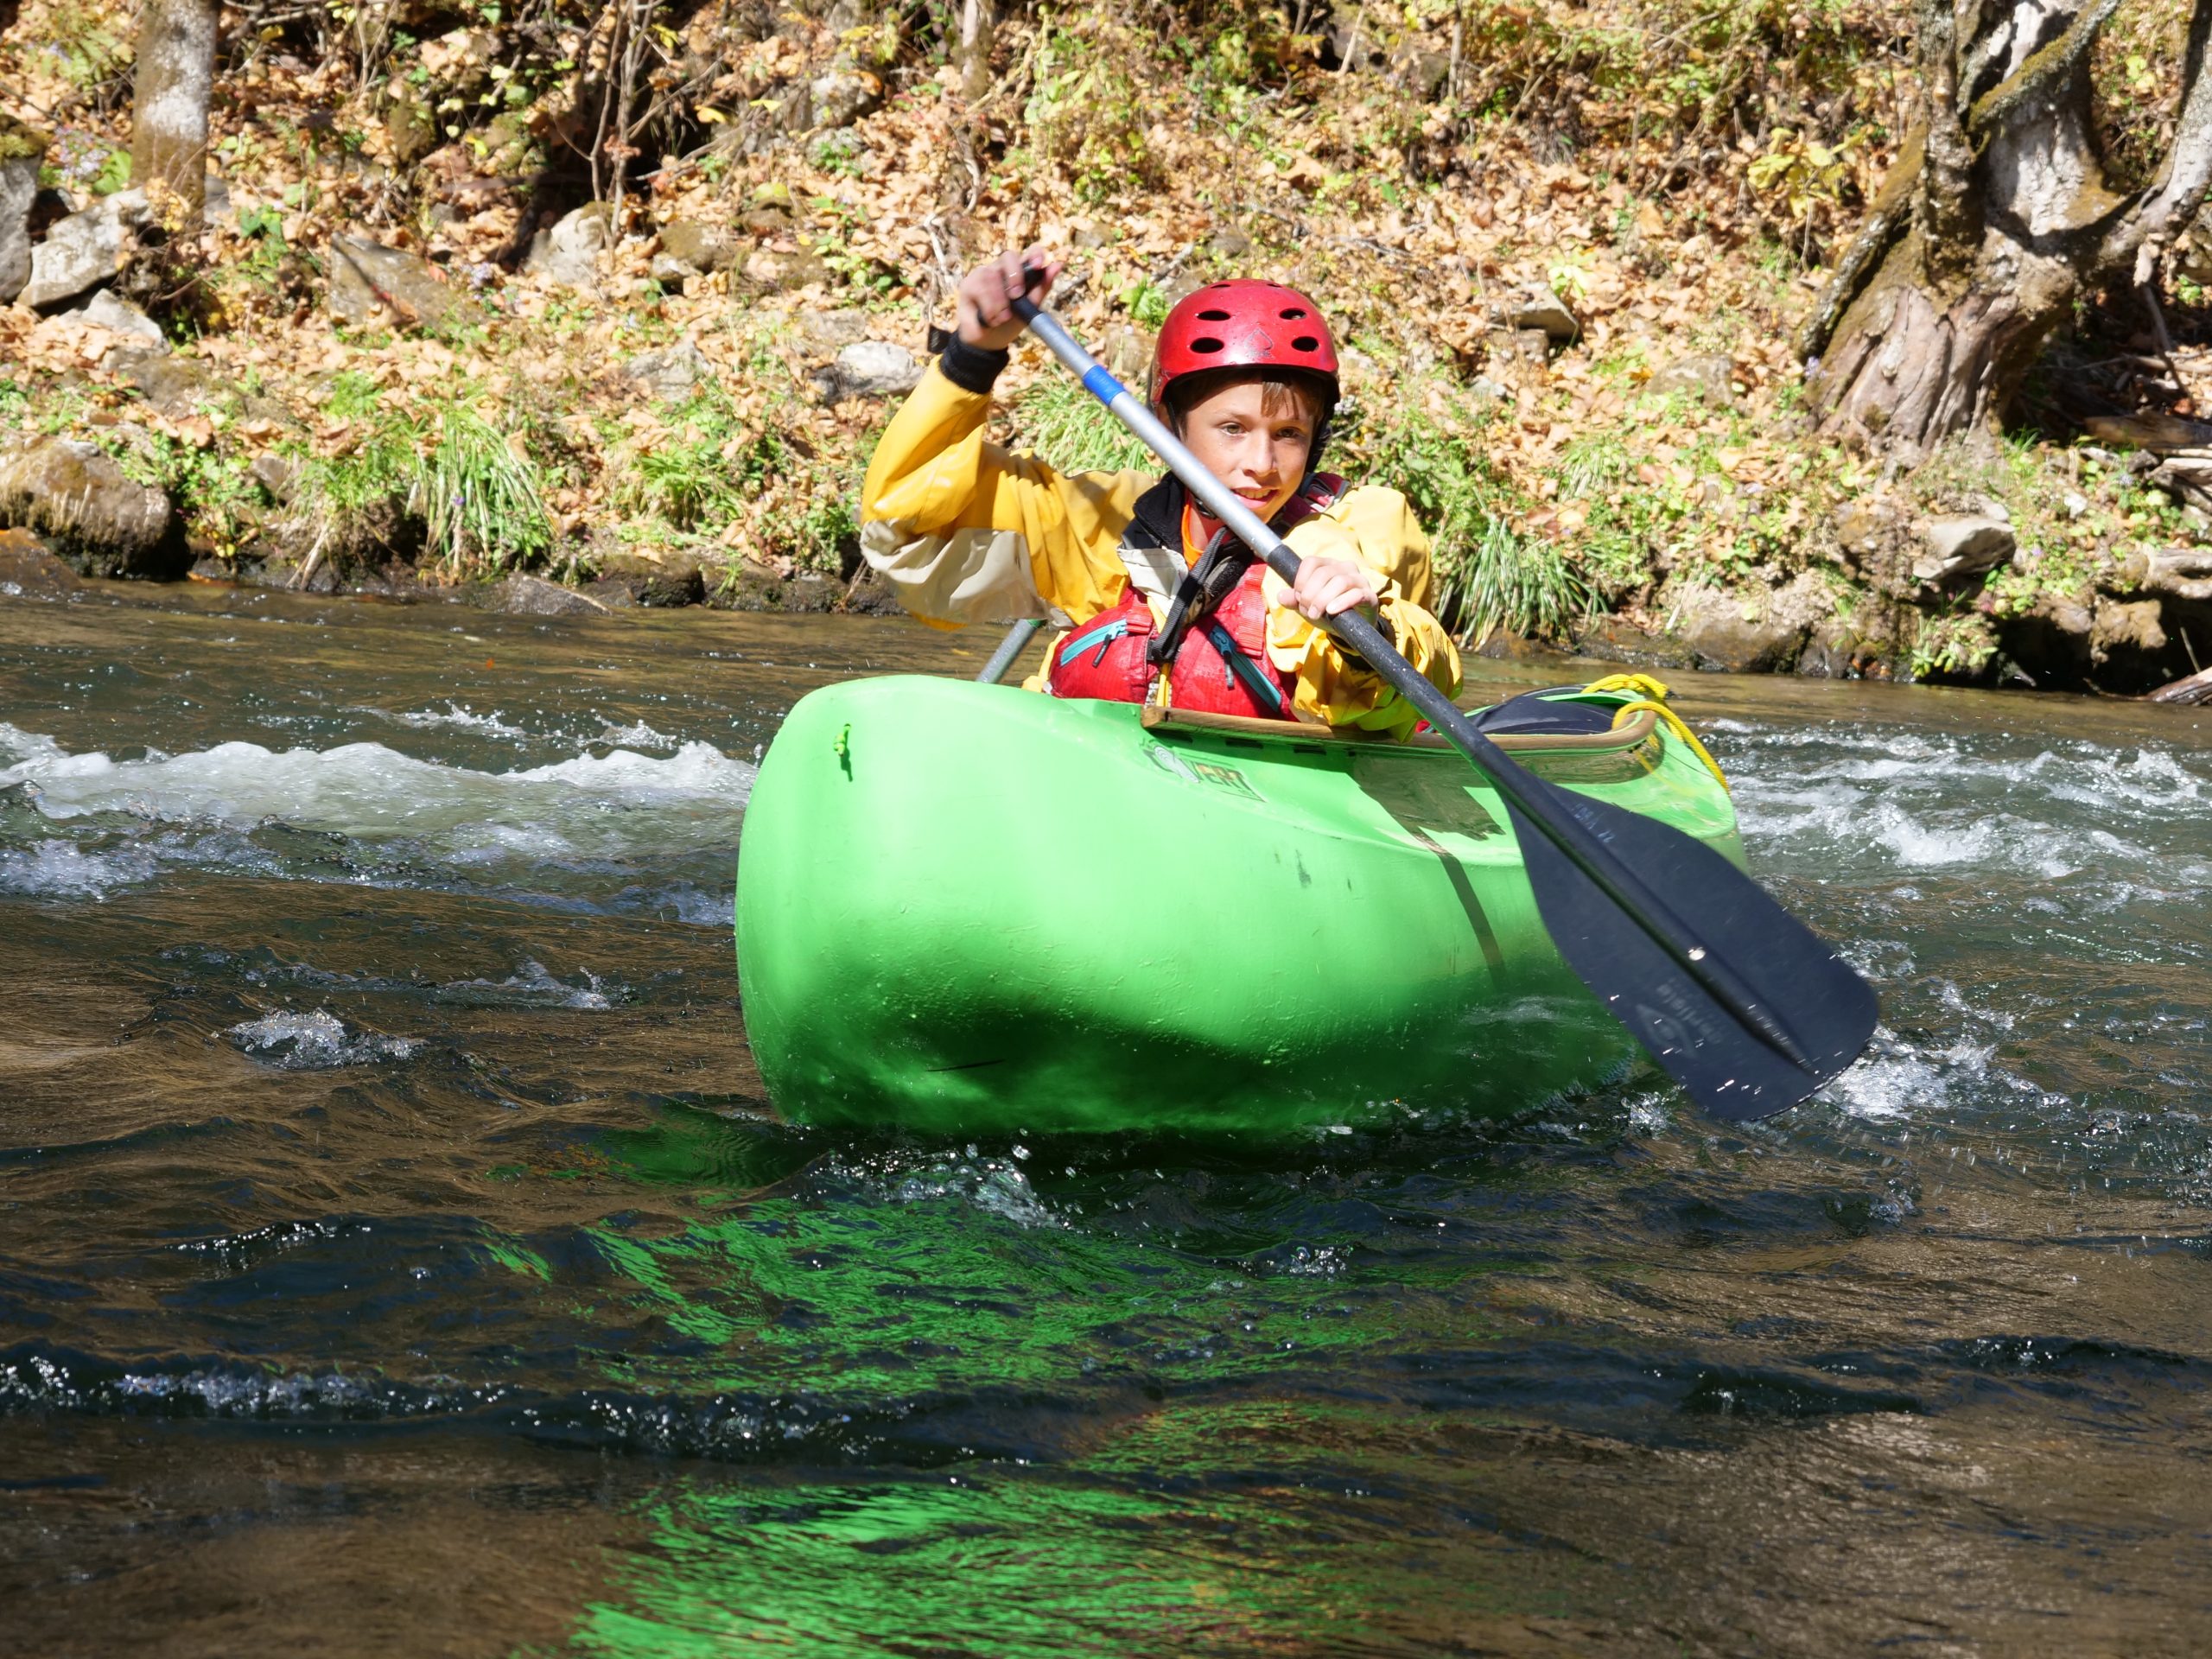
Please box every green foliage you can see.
[212,204,292,297]
[613,384,863,574]
[1551,432,1662,597]
[322,371,388,422]
[1119,279,1171,329]
[1344,394,1591,644]
[288,380,553,571]
[417,403,552,572]
[96,423,262,557]
[1910,608,1999,681]
[86,147,131,196]
[809,130,866,178]
[41,0,132,92]
[1024,14,1161,201]
[2090,1,2189,195]
[1004,376,1154,474]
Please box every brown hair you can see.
[1159,366,1325,435]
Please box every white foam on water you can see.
[595,717,680,750]
[435,958,612,1010]
[226,1008,423,1069]
[0,839,157,899]
[364,702,535,741]
[831,1153,1067,1230]
[1726,723,2212,892]
[0,726,754,884]
[0,723,68,770]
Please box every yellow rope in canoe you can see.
[1579,672,1731,792]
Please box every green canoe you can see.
[734,675,1743,1139]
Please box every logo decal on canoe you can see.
[1145,741,1262,799]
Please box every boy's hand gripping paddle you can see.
[1007,284,1877,1122]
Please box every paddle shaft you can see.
[976,617,1046,684]
[1011,294,1811,1071]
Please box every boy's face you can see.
[1177,378,1318,529]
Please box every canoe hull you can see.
[734,677,1743,1139]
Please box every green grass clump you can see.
[1550,431,1662,598]
[612,384,865,574]
[1004,376,1155,474]
[416,404,552,572]
[286,380,552,572]
[1347,396,1590,645]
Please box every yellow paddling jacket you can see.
[857,361,1462,738]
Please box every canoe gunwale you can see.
[1140,702,1662,755]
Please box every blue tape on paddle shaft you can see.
[1082,365,1126,404]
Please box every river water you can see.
[2,581,2209,1656]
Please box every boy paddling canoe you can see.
[859,251,1463,739]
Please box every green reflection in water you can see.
[561,1399,1580,1659]
[543,1145,1502,1403]
[505,1116,1568,1654]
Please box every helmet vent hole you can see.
[1190,337,1226,354]
[1290,335,1320,353]
[1280,308,1307,320]
[1196,308,1232,321]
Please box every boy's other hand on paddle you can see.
[958,248,1064,352]
[1288,557,1380,627]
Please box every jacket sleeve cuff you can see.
[1336,609,1398,671]
[937,336,1010,395]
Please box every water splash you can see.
[226,1009,423,1069]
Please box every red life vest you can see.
[1046,474,1346,722]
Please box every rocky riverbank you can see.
[9,0,2212,696]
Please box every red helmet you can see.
[1149,280,1340,410]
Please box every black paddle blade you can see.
[1506,782,1878,1122]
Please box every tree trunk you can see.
[958,0,995,103]
[130,0,219,233]
[1803,0,2212,460]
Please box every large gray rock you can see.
[808,65,883,130]
[1507,288,1579,342]
[707,558,842,613]
[524,204,611,288]
[739,245,830,294]
[620,340,712,402]
[0,437,179,577]
[656,219,739,273]
[21,188,149,309]
[0,118,48,305]
[1646,353,1738,410]
[816,340,921,400]
[58,288,166,349]
[590,549,707,607]
[797,308,874,354]
[107,347,220,417]
[1913,512,2014,585]
[1663,572,1827,673]
[327,235,460,328]
[485,574,608,616]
